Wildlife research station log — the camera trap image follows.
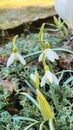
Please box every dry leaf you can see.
[59,39,73,70]
[0,55,7,66]
[59,53,73,70]
[6,106,19,115]
[2,80,14,94]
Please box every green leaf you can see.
[21,92,39,109]
[53,48,73,54]
[39,121,46,130]
[24,121,41,130]
[62,76,73,87]
[39,23,45,43]
[54,16,64,27]
[12,116,37,122]
[37,89,54,121]
[39,23,45,50]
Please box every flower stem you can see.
[47,60,54,73]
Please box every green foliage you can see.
[0,85,10,109]
[0,22,73,130]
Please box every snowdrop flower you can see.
[41,70,59,87]
[7,35,26,67]
[54,0,73,29]
[7,52,26,67]
[38,49,59,63]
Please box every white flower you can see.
[38,49,59,63]
[7,52,26,67]
[54,0,73,28]
[41,70,59,87]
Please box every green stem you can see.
[47,60,54,73]
[23,51,41,58]
[12,35,18,48]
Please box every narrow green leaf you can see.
[39,23,45,50]
[24,121,41,130]
[12,116,37,122]
[24,80,36,93]
[49,119,55,130]
[62,76,73,87]
[39,121,46,130]
[37,89,54,121]
[21,92,39,109]
[53,48,73,54]
[39,23,45,43]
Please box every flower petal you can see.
[45,49,59,62]
[52,74,59,85]
[41,75,46,87]
[7,53,15,67]
[51,50,59,60]
[41,71,59,87]
[17,54,26,65]
[38,53,43,62]
[45,71,53,83]
[45,71,59,85]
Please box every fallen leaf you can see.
[6,106,19,115]
[59,53,73,70]
[59,39,73,70]
[2,80,14,94]
[0,55,7,66]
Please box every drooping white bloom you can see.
[7,52,26,67]
[54,0,73,28]
[38,49,59,63]
[41,70,59,87]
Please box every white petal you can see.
[17,54,26,65]
[45,49,59,62]
[45,71,53,83]
[52,74,59,85]
[40,75,46,87]
[30,74,35,81]
[7,53,15,67]
[45,71,59,85]
[51,50,59,60]
[38,53,43,62]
